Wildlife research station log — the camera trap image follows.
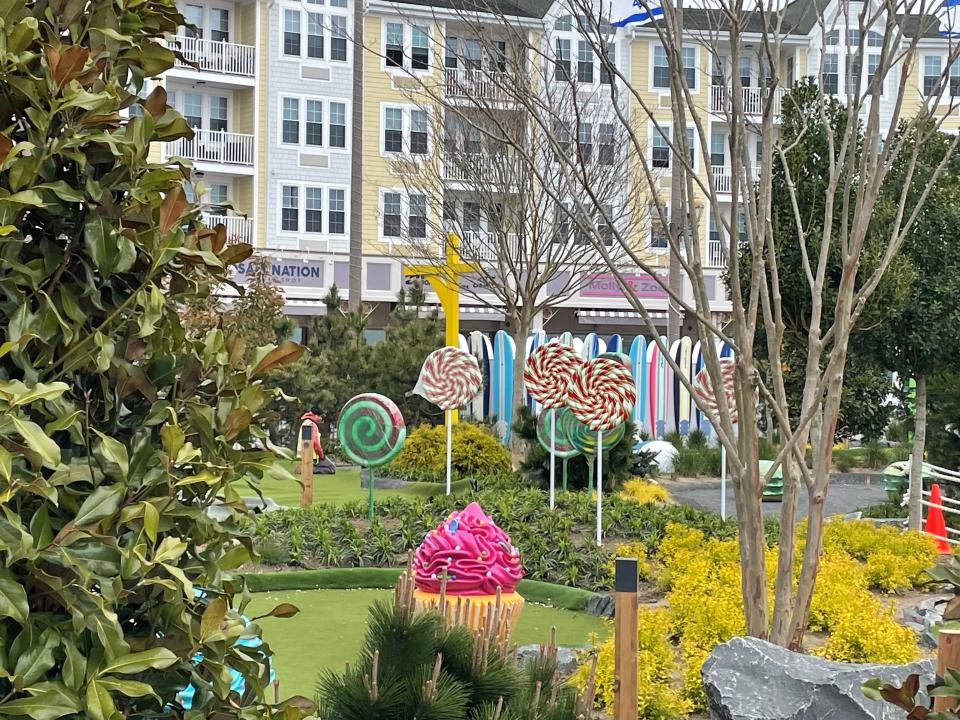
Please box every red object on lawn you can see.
[925,483,951,553]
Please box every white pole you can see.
[596,430,603,546]
[445,410,452,496]
[720,443,727,520]
[549,410,556,509]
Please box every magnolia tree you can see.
[442,0,960,645]
[374,18,646,440]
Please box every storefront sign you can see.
[582,272,668,299]
[234,258,326,288]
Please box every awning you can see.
[419,305,507,321]
[576,309,668,325]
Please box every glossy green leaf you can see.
[0,684,80,720]
[92,431,129,478]
[10,417,59,468]
[0,569,28,624]
[13,628,58,685]
[73,485,124,527]
[98,648,177,676]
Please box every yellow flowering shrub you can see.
[606,541,652,581]
[822,519,937,592]
[621,479,670,505]
[807,551,871,631]
[572,610,691,720]
[814,604,920,664]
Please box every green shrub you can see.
[672,445,722,477]
[864,440,892,469]
[834,453,857,472]
[385,422,511,482]
[687,429,708,449]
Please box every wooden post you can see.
[614,557,638,720]
[935,628,960,711]
[299,424,313,507]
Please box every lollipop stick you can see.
[549,410,556,510]
[368,466,375,521]
[445,409,452,496]
[596,430,603,547]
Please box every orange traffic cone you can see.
[925,483,951,553]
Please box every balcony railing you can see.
[443,152,517,183]
[710,164,761,194]
[710,84,784,117]
[166,129,254,166]
[457,230,519,262]
[166,35,255,77]
[444,68,515,102]
[707,236,726,268]
[201,213,253,245]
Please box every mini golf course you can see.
[248,588,608,699]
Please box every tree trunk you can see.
[908,374,928,531]
[770,454,800,646]
[346,0,363,311]
[509,316,531,467]
[788,484,826,649]
[733,461,769,636]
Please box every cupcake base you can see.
[413,588,525,634]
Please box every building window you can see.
[867,30,883,47]
[411,25,429,70]
[739,56,751,87]
[712,54,726,86]
[184,4,203,38]
[555,39,571,80]
[653,45,669,88]
[652,126,670,168]
[184,93,202,129]
[578,121,593,162]
[383,192,402,237]
[463,39,481,70]
[553,119,571,162]
[846,56,860,95]
[492,40,507,72]
[305,187,323,232]
[924,55,942,95]
[600,42,615,84]
[555,14,572,31]
[330,0,347,7]
[867,54,882,94]
[463,201,481,231]
[384,107,403,152]
[283,9,301,56]
[209,96,228,131]
[711,132,725,167]
[329,189,345,234]
[330,102,346,147]
[681,46,696,88]
[282,97,299,143]
[847,28,860,46]
[307,13,324,59]
[598,123,615,165]
[822,53,839,95]
[951,60,960,96]
[410,109,428,154]
[386,22,404,67]
[444,36,459,68]
[787,56,795,87]
[207,183,228,206]
[211,8,229,42]
[409,194,427,239]
[598,204,614,246]
[281,186,298,231]
[331,16,347,61]
[306,100,323,146]
[577,40,593,83]
[650,206,668,249]
[686,126,695,166]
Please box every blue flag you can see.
[611,0,664,27]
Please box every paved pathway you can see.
[668,475,890,519]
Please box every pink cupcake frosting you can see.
[414,502,524,596]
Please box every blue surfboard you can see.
[558,331,574,347]
[492,330,515,445]
[606,334,623,356]
[629,335,648,437]
[525,330,547,415]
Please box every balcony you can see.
[444,68,516,103]
[201,213,253,245]
[166,36,255,78]
[456,230,519,262]
[706,236,726,268]
[166,129,254,168]
[710,165,760,195]
[710,84,784,118]
[443,152,518,184]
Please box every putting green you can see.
[248,588,608,700]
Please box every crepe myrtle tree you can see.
[420,0,960,644]
[375,19,646,447]
[0,0,312,716]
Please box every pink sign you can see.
[582,273,668,299]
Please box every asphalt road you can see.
[668,476,891,519]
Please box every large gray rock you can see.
[702,636,933,720]
[585,593,614,617]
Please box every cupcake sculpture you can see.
[413,502,524,631]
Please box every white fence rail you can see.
[166,36,256,77]
[166,129,255,166]
[916,460,960,545]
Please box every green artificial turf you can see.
[238,465,472,507]
[247,588,608,701]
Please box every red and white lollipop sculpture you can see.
[523,341,581,509]
[413,347,483,495]
[568,357,637,545]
